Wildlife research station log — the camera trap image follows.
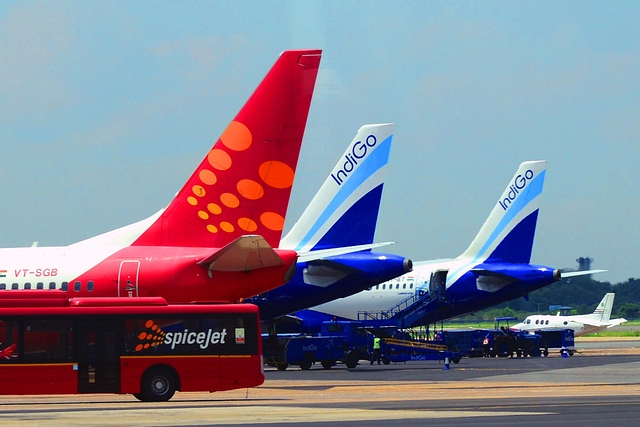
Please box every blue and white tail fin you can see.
[459,160,547,264]
[280,123,394,252]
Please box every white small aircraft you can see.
[513,293,627,337]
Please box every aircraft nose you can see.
[403,258,413,273]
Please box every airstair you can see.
[357,269,455,328]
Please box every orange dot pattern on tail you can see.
[188,120,293,237]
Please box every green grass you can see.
[418,320,640,338]
[582,330,640,338]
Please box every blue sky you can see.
[1,1,639,284]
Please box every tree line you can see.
[460,274,640,321]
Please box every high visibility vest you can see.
[373,338,381,349]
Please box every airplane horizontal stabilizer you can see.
[470,268,515,293]
[607,319,627,327]
[561,269,608,278]
[580,319,606,327]
[296,242,395,263]
[198,235,284,272]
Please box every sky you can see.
[0,1,639,284]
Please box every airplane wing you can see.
[197,235,285,272]
[296,242,395,263]
[561,269,608,278]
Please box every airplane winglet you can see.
[198,235,286,272]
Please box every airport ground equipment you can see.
[436,318,544,358]
[263,321,368,370]
[380,337,462,364]
[263,321,460,370]
[535,329,575,356]
[490,317,543,357]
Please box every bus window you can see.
[124,315,258,356]
[23,320,73,362]
[0,320,18,362]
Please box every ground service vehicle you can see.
[0,292,263,401]
[263,321,460,370]
[263,321,366,370]
[440,318,548,358]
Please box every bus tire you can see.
[382,356,391,365]
[140,367,178,402]
[275,363,288,371]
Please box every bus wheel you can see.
[276,363,288,371]
[141,367,177,402]
[381,357,391,365]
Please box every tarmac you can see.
[1,337,639,426]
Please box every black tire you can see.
[452,355,462,364]
[299,360,312,370]
[382,356,391,365]
[345,351,359,369]
[140,367,177,402]
[275,363,288,371]
[494,339,513,358]
[321,360,334,369]
[543,349,549,357]
[299,352,314,370]
[529,346,541,357]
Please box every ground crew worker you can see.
[483,334,491,357]
[370,336,382,365]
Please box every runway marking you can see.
[1,406,554,426]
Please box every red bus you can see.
[0,293,264,401]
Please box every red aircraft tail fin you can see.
[133,49,322,248]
